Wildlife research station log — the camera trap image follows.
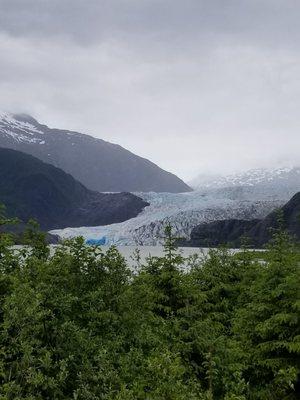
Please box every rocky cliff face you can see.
[179,219,260,247]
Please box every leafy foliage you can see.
[0,215,299,399]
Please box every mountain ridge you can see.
[0,112,191,193]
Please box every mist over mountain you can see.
[0,113,191,193]
[0,148,148,230]
[190,167,300,197]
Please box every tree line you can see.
[0,208,299,399]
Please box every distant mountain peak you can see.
[191,166,300,190]
[0,112,45,145]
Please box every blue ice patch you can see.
[86,237,106,246]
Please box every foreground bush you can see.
[0,223,299,399]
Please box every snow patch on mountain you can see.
[191,167,300,189]
[0,112,44,144]
[0,112,191,193]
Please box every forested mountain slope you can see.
[0,148,148,230]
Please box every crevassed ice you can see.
[50,190,284,246]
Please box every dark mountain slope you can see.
[0,113,191,193]
[0,148,148,230]
[247,191,300,245]
[182,219,260,247]
[182,192,300,248]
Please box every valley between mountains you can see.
[1,112,300,247]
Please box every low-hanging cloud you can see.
[0,0,300,180]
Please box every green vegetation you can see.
[0,217,299,399]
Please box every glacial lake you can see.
[13,245,242,269]
[13,245,210,262]
[100,245,211,264]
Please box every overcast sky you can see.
[0,0,300,180]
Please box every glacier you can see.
[50,189,284,245]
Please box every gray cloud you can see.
[0,0,300,179]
